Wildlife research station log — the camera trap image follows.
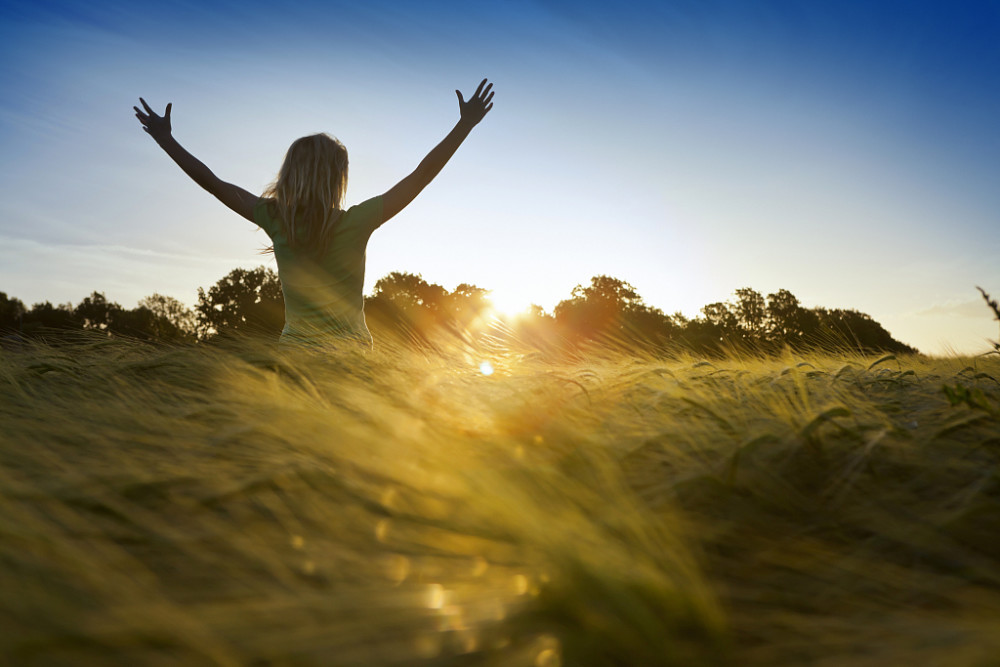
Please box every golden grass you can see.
[1,334,999,665]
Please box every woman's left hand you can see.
[134,98,172,143]
[456,79,494,128]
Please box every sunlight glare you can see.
[479,361,494,376]
[488,288,532,317]
[414,634,442,659]
[535,648,562,667]
[534,636,562,667]
[385,554,410,584]
[375,518,391,542]
[440,604,466,631]
[427,583,446,610]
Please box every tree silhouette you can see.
[195,267,284,339]
[445,283,493,335]
[553,276,677,350]
[733,287,766,345]
[75,292,123,333]
[674,288,916,355]
[364,272,448,342]
[136,294,197,342]
[700,302,738,332]
[23,301,78,335]
[766,289,819,349]
[371,272,447,313]
[812,308,917,355]
[97,295,199,343]
[69,291,200,341]
[555,276,639,339]
[685,301,739,354]
[2,270,920,355]
[0,292,26,333]
[113,307,162,340]
[505,304,562,351]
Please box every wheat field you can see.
[1,334,999,666]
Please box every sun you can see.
[487,288,532,319]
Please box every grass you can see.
[1,333,999,665]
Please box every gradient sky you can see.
[1,0,998,355]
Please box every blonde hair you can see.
[262,133,349,256]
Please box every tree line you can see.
[0,267,917,355]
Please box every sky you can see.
[1,0,998,355]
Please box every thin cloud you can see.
[1,235,247,266]
[913,299,994,319]
[0,235,256,307]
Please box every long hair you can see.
[261,133,349,256]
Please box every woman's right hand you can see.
[134,98,173,143]
[456,79,494,128]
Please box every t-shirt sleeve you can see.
[350,195,384,235]
[253,198,279,237]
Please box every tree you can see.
[680,302,740,355]
[23,301,78,334]
[506,304,562,350]
[812,308,917,354]
[108,299,197,343]
[0,292,26,333]
[136,294,197,341]
[622,304,677,349]
[700,302,738,334]
[74,292,123,333]
[195,267,284,339]
[554,275,641,340]
[765,289,818,349]
[573,275,643,307]
[733,287,766,344]
[364,272,448,342]
[112,306,161,340]
[554,276,676,350]
[370,272,448,313]
[445,283,492,331]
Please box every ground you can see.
[2,335,999,665]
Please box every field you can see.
[2,334,999,666]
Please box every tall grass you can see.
[1,334,999,665]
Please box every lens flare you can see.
[427,583,445,610]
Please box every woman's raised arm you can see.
[381,79,494,224]
[134,98,258,223]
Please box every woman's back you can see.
[254,196,384,345]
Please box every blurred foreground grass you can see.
[1,334,999,666]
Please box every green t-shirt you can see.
[253,196,383,345]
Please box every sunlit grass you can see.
[1,334,999,665]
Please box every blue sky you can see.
[1,0,998,354]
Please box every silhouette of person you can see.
[134,79,494,346]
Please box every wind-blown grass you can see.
[1,334,999,665]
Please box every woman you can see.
[134,79,494,346]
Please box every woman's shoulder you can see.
[252,197,282,236]
[345,195,382,212]
[342,196,384,231]
[255,196,278,214]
